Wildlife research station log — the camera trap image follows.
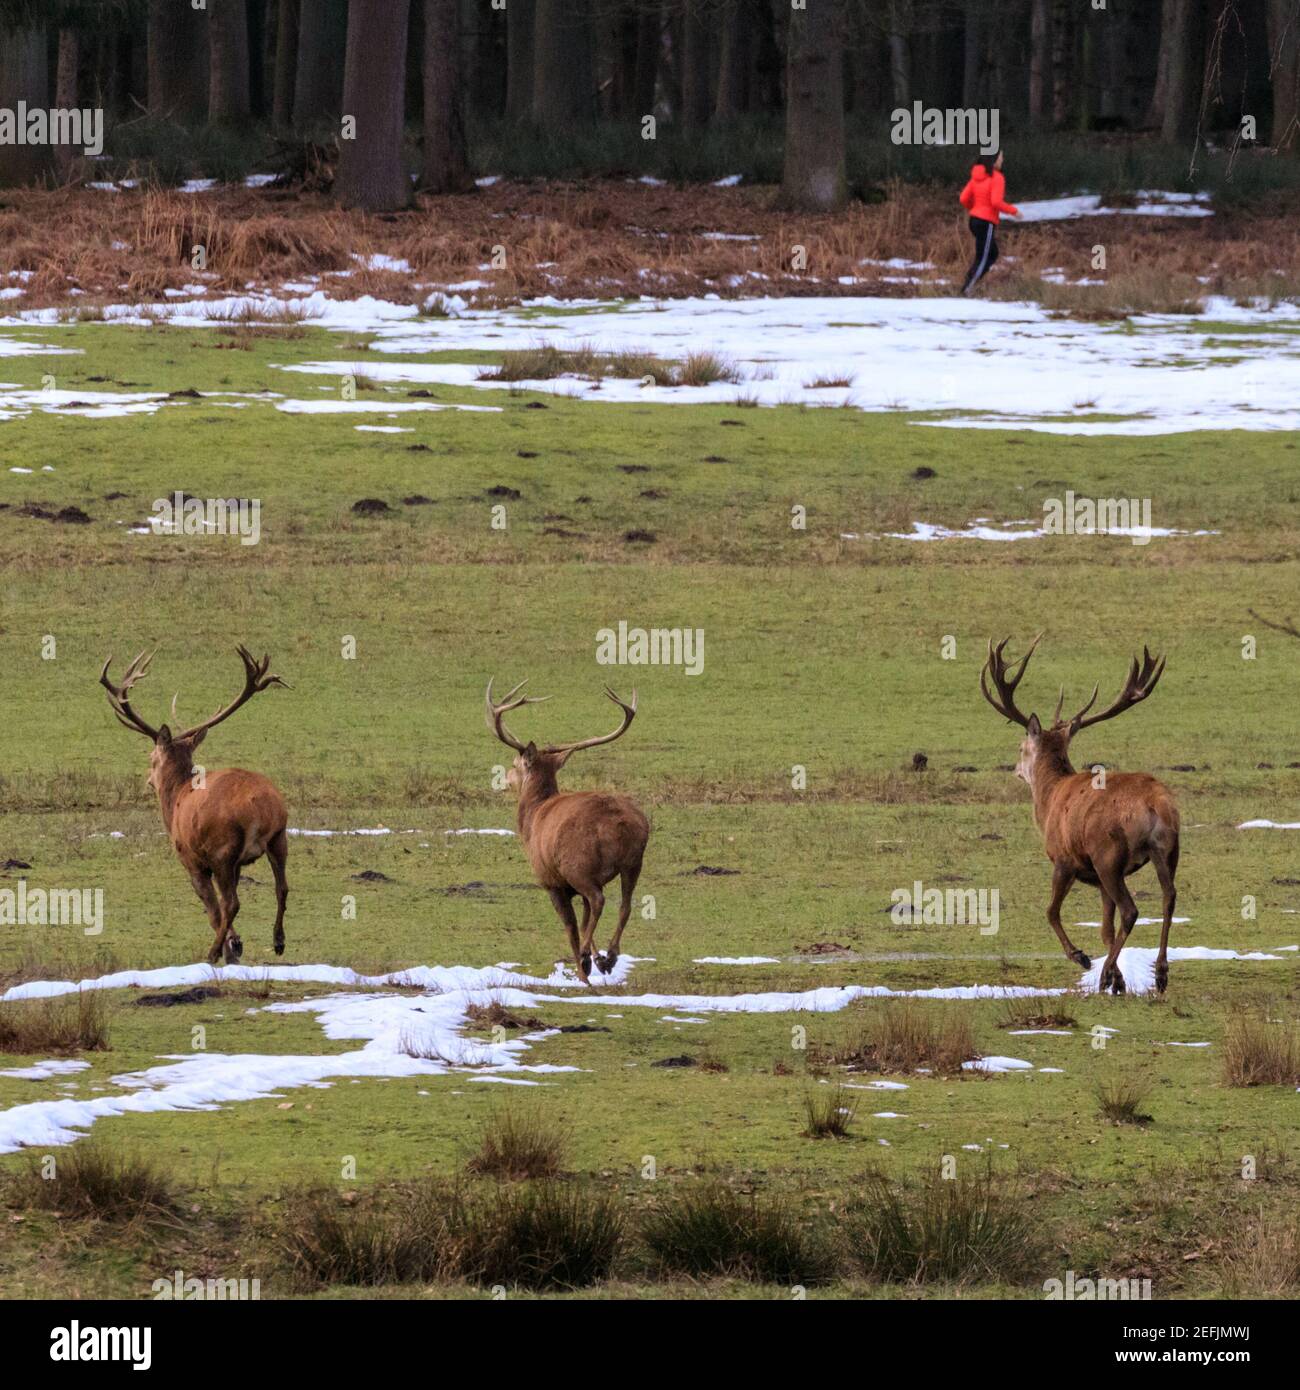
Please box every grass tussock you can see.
[0,990,109,1053]
[845,1166,1039,1285]
[1094,1074,1154,1125]
[465,1103,568,1180]
[478,341,736,387]
[278,1180,622,1292]
[18,1143,175,1223]
[1217,1215,1300,1297]
[802,1084,858,1139]
[830,1000,977,1077]
[1221,1015,1300,1087]
[997,997,1078,1030]
[640,1182,837,1285]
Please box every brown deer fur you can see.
[981,636,1180,995]
[486,679,649,985]
[100,647,290,966]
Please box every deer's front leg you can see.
[1045,862,1089,969]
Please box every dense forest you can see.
[0,1,1298,208]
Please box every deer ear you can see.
[156,724,172,747]
[1027,714,1041,737]
[523,741,538,761]
[188,727,207,748]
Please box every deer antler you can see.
[542,686,638,756]
[485,677,551,752]
[1248,609,1300,640]
[1068,648,1165,734]
[980,634,1042,729]
[484,680,637,758]
[99,650,161,739]
[172,645,290,741]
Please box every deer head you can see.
[100,646,290,792]
[485,678,637,802]
[980,635,1166,785]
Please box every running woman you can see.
[959,150,1019,294]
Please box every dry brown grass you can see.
[0,179,1295,314]
[1221,1014,1300,1087]
[827,1000,977,1077]
[0,990,109,1053]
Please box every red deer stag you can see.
[980,637,1179,994]
[486,679,649,985]
[100,646,290,966]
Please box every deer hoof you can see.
[1072,949,1092,970]
[1154,963,1168,994]
[223,935,243,965]
[1110,968,1126,996]
[274,928,285,956]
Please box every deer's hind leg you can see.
[268,828,289,956]
[598,859,643,975]
[573,880,606,986]
[188,866,225,965]
[1095,846,1140,995]
[212,857,244,965]
[1150,835,1178,995]
[548,887,584,981]
[1097,891,1125,995]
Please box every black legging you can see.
[962,216,998,293]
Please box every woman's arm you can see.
[959,179,975,209]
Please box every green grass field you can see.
[1,320,1297,1300]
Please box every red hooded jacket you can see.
[959,164,1018,224]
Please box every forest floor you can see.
[2,177,1300,314]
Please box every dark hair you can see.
[977,152,1002,175]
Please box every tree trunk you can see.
[1097,0,1130,123]
[210,0,252,123]
[715,0,749,118]
[273,0,300,127]
[633,1,660,115]
[335,0,411,210]
[505,0,534,119]
[682,1,711,127]
[55,29,80,175]
[781,0,845,211]
[148,0,208,118]
[962,10,983,108]
[294,0,348,129]
[1268,0,1300,149]
[887,0,911,109]
[1029,0,1050,126]
[532,0,591,124]
[0,26,53,186]
[1162,0,1206,142]
[421,0,470,191]
[1051,0,1074,128]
